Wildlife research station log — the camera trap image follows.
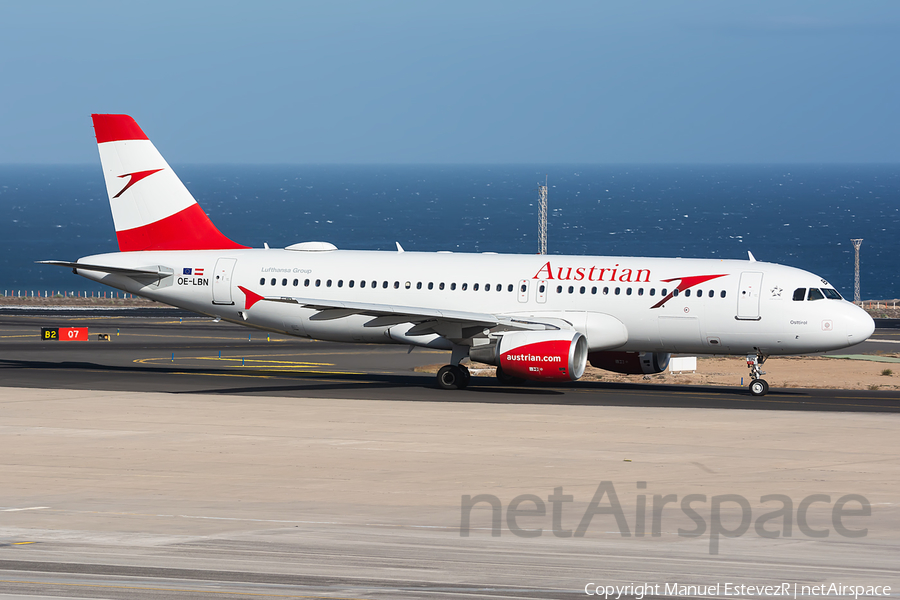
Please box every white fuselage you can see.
[74,248,875,357]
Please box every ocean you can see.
[1,164,897,300]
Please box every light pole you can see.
[850,239,863,303]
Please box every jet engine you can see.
[588,351,670,375]
[470,330,588,382]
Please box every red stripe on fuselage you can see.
[238,286,265,310]
[115,204,249,252]
[650,273,728,309]
[92,114,149,144]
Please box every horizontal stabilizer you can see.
[36,260,164,277]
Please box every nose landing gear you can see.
[747,352,769,396]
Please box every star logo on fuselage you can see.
[771,286,783,297]
[113,168,164,198]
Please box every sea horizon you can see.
[1,163,897,300]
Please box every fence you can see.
[2,290,138,299]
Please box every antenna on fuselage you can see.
[538,176,548,255]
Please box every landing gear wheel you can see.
[749,378,769,397]
[746,352,770,396]
[437,365,466,390]
[496,365,525,386]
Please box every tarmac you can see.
[0,309,898,598]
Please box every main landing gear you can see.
[437,364,470,390]
[436,344,471,390]
[747,352,769,396]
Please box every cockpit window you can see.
[822,288,842,300]
[793,288,806,301]
[807,288,825,301]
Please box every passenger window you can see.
[603,287,609,295]
[520,284,526,293]
[637,288,644,296]
[394,281,399,289]
[508,284,514,292]
[451,283,457,290]
[337,280,343,288]
[673,289,679,297]
[661,288,667,296]
[271,278,276,286]
[580,286,585,294]
[626,288,632,296]
[371,281,376,288]
[428,282,434,290]
[439,282,445,290]
[462,283,468,291]
[822,288,842,299]
[416,282,422,290]
[793,288,806,301]
[383,281,388,289]
[474,283,480,291]
[315,279,321,287]
[720,290,726,298]
[497,284,502,292]
[293,279,298,286]
[557,285,563,293]
[348,280,354,288]
[539,284,545,293]
[808,288,825,301]
[591,286,597,294]
[259,278,265,286]
[485,283,490,291]
[615,287,621,295]
[282,278,288,286]
[405,281,411,289]
[327,280,332,287]
[360,280,366,288]
[649,288,655,296]
[304,279,310,287]
[568,286,574,294]
[708,290,714,298]
[685,289,691,297]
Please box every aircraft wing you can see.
[36,260,166,277]
[238,286,560,340]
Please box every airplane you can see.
[40,114,875,396]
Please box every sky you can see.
[1,1,898,164]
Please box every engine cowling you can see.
[588,351,670,375]
[470,330,588,382]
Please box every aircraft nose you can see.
[845,303,875,347]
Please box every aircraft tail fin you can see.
[91,114,248,252]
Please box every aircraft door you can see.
[517,279,529,303]
[212,258,237,305]
[736,271,763,320]
[536,280,548,303]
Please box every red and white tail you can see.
[91,114,247,252]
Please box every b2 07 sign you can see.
[41,327,88,341]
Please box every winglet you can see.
[748,251,756,262]
[238,286,265,310]
[396,242,405,253]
